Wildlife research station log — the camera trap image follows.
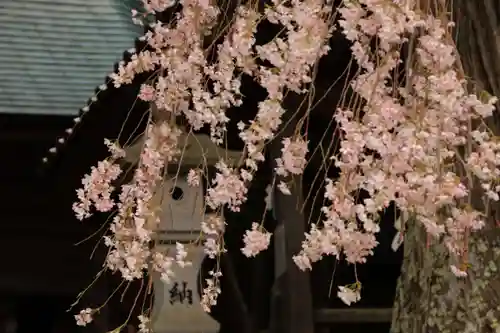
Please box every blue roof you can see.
[0,0,141,115]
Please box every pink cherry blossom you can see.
[242,223,272,257]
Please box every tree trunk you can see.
[391,222,500,333]
[391,1,500,333]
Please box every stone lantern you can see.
[123,130,243,333]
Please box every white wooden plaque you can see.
[151,245,219,333]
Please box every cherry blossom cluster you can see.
[275,137,309,194]
[238,0,332,177]
[242,222,273,257]
[72,159,122,220]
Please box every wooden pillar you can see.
[268,93,314,333]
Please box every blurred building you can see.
[0,0,140,115]
[0,1,141,332]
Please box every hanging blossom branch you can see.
[293,0,498,305]
[72,0,499,329]
[73,0,331,329]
